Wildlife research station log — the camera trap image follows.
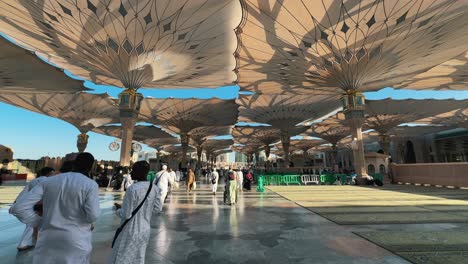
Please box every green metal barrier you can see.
[260,174,304,186]
[335,174,348,185]
[320,174,336,185]
[280,175,301,185]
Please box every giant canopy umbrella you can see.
[290,139,326,161]
[188,126,232,169]
[202,139,234,165]
[389,125,452,137]
[339,125,451,154]
[92,124,174,141]
[231,144,262,164]
[140,98,238,169]
[0,92,119,152]
[236,0,468,94]
[0,36,86,93]
[236,94,339,167]
[235,0,468,177]
[142,138,180,152]
[162,145,196,164]
[305,122,352,167]
[231,126,281,160]
[0,0,241,166]
[231,135,268,166]
[209,148,232,165]
[274,139,324,155]
[92,124,176,154]
[0,0,241,89]
[322,99,468,153]
[395,52,468,90]
[414,108,468,129]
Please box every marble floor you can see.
[0,182,411,264]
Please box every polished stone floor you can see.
[0,182,413,264]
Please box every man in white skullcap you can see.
[155,165,172,213]
[210,167,219,195]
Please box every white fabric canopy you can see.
[0,0,241,89]
[236,0,468,94]
[0,92,119,132]
[0,36,85,93]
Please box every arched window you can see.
[368,164,375,174]
[379,164,386,174]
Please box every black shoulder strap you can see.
[112,176,161,247]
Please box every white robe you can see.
[109,181,161,264]
[169,171,177,191]
[210,171,219,193]
[10,172,100,264]
[237,171,244,190]
[156,170,172,211]
[12,176,48,248]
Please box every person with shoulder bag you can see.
[110,161,162,264]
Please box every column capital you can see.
[77,132,89,153]
[180,133,190,145]
[280,131,290,143]
[341,92,366,123]
[378,132,390,143]
[118,89,143,111]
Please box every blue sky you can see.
[2,80,467,161]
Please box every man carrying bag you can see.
[110,161,162,264]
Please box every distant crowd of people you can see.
[8,153,257,263]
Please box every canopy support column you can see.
[196,145,203,170]
[180,133,189,170]
[280,131,290,168]
[264,144,271,171]
[331,143,338,171]
[342,92,368,180]
[378,133,391,155]
[118,89,143,167]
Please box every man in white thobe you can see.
[236,168,244,192]
[210,168,219,195]
[10,153,100,264]
[176,170,182,182]
[10,167,56,251]
[168,168,177,192]
[155,165,172,212]
[110,161,161,264]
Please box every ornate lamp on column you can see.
[342,91,368,179]
[118,89,143,167]
[77,132,89,153]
